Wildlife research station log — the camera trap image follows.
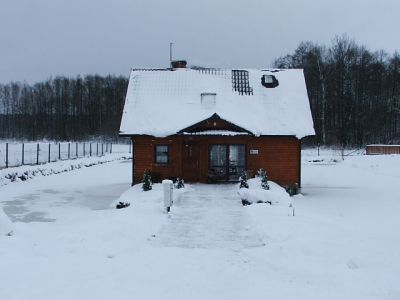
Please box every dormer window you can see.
[261,75,279,88]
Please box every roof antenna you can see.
[169,42,173,68]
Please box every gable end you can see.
[177,113,254,135]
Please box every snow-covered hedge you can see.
[0,154,129,187]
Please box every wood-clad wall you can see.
[132,135,300,187]
[366,145,400,155]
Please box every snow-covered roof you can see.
[119,68,315,138]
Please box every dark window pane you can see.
[210,145,226,166]
[228,145,245,181]
[229,145,245,166]
[155,145,168,164]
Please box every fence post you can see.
[5,143,8,168]
[58,143,61,161]
[76,143,78,158]
[90,143,92,156]
[102,144,104,156]
[68,143,70,159]
[129,142,131,153]
[48,144,51,163]
[83,143,86,156]
[97,143,99,156]
[22,143,25,165]
[37,144,39,165]
[110,143,112,153]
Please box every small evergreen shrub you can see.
[239,171,249,189]
[258,168,270,190]
[142,169,152,191]
[175,177,185,189]
[116,202,130,209]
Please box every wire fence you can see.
[0,142,132,170]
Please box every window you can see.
[261,74,279,88]
[155,145,169,164]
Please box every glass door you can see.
[209,145,227,181]
[209,144,245,182]
[228,145,245,181]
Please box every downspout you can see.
[298,138,301,192]
[131,138,135,186]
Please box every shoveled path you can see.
[154,184,265,249]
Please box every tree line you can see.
[0,75,128,141]
[274,35,400,146]
[0,36,399,145]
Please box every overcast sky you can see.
[0,0,399,83]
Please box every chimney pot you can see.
[171,60,187,69]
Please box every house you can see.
[119,61,315,193]
[366,144,400,155]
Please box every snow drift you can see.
[0,206,13,236]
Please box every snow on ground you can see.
[0,153,129,187]
[1,149,400,299]
[0,206,13,236]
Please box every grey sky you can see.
[0,0,399,83]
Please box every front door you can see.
[182,142,200,182]
[209,144,245,182]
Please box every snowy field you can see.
[1,149,400,299]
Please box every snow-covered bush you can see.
[142,169,152,191]
[258,168,270,190]
[238,177,291,207]
[239,171,249,189]
[175,178,185,189]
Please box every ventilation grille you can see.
[232,70,253,95]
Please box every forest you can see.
[274,35,400,146]
[0,75,128,141]
[0,36,399,146]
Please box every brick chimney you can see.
[171,60,187,69]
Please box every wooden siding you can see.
[132,135,300,188]
[366,145,400,155]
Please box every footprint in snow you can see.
[347,259,359,270]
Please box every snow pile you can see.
[112,182,190,211]
[238,177,291,206]
[0,153,129,187]
[0,206,13,236]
